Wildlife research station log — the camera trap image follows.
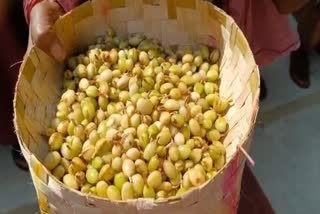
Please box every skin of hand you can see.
[28,0,66,62]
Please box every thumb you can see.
[29,0,66,62]
[32,29,67,62]
[49,35,66,62]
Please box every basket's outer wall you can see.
[14,0,260,213]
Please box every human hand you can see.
[28,0,66,62]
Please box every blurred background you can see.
[0,1,320,214]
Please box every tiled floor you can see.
[251,54,320,214]
[0,146,37,214]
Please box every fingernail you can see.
[50,42,66,62]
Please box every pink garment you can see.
[226,0,300,67]
[24,0,299,67]
[23,0,84,23]
[55,0,85,13]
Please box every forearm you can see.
[24,0,85,23]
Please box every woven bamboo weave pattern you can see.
[14,0,260,213]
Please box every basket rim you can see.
[13,0,261,205]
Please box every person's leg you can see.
[309,4,320,54]
[316,43,320,54]
[0,60,28,170]
[289,45,310,88]
[290,0,320,88]
[294,0,320,50]
[1,0,29,170]
[260,77,267,100]
[11,144,29,171]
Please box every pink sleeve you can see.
[23,0,42,23]
[225,0,300,67]
[24,0,86,24]
[56,0,86,13]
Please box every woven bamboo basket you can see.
[14,0,260,213]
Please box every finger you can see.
[29,1,65,61]
[33,29,66,62]
[31,1,63,26]
[49,35,66,62]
